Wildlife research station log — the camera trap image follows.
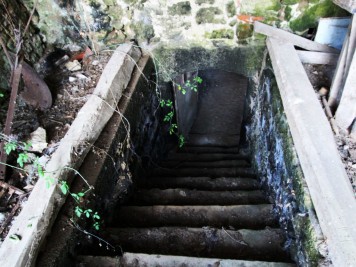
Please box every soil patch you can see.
[303,63,356,196]
[0,48,112,243]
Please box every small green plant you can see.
[160,75,203,147]
[1,137,103,231]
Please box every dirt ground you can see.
[0,47,112,242]
[303,63,356,195]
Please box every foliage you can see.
[1,137,102,231]
[160,75,203,148]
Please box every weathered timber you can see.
[139,177,260,191]
[130,188,267,205]
[335,46,356,131]
[117,205,277,228]
[159,159,250,168]
[108,227,290,262]
[152,167,256,178]
[119,253,297,267]
[328,14,356,110]
[254,21,339,53]
[267,37,356,266]
[296,50,339,65]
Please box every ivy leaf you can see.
[17,153,29,168]
[5,142,17,155]
[93,222,100,230]
[93,212,101,220]
[159,99,165,107]
[84,209,93,218]
[75,206,83,218]
[60,181,69,195]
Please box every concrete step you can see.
[130,189,268,205]
[119,253,297,267]
[177,145,240,154]
[138,177,260,191]
[165,153,249,162]
[107,227,291,262]
[116,205,277,229]
[76,254,296,267]
[186,133,240,147]
[159,159,250,168]
[152,167,256,178]
[76,256,118,267]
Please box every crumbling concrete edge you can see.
[267,37,356,266]
[0,43,141,267]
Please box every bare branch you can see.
[0,34,14,69]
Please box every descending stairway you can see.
[76,145,295,266]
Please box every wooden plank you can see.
[335,50,356,130]
[328,14,356,109]
[297,50,339,65]
[267,37,356,267]
[254,22,340,53]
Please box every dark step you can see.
[119,253,296,267]
[152,167,255,178]
[130,189,268,205]
[116,205,277,229]
[139,177,260,191]
[165,153,249,162]
[186,133,240,147]
[76,256,118,267]
[177,145,240,154]
[76,254,296,267]
[107,227,291,262]
[159,159,250,169]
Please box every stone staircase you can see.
[76,145,295,266]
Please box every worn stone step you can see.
[166,153,249,162]
[119,253,296,267]
[138,177,260,191]
[76,254,296,267]
[130,189,268,205]
[107,227,291,262]
[186,133,240,147]
[76,256,118,267]
[177,146,240,154]
[116,205,277,229]
[159,159,250,169]
[152,167,256,178]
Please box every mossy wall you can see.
[245,54,329,266]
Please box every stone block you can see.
[196,7,225,24]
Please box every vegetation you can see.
[160,75,203,148]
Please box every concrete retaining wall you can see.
[245,53,328,266]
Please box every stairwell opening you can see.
[37,46,325,266]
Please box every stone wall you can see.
[245,53,329,266]
[0,0,349,91]
[0,0,46,90]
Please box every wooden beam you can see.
[335,50,356,131]
[297,50,339,65]
[328,14,356,109]
[267,37,356,267]
[254,21,340,53]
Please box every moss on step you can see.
[168,1,192,16]
[289,0,350,32]
[196,7,225,24]
[195,0,215,5]
[226,1,236,17]
[205,29,234,39]
[236,23,254,40]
